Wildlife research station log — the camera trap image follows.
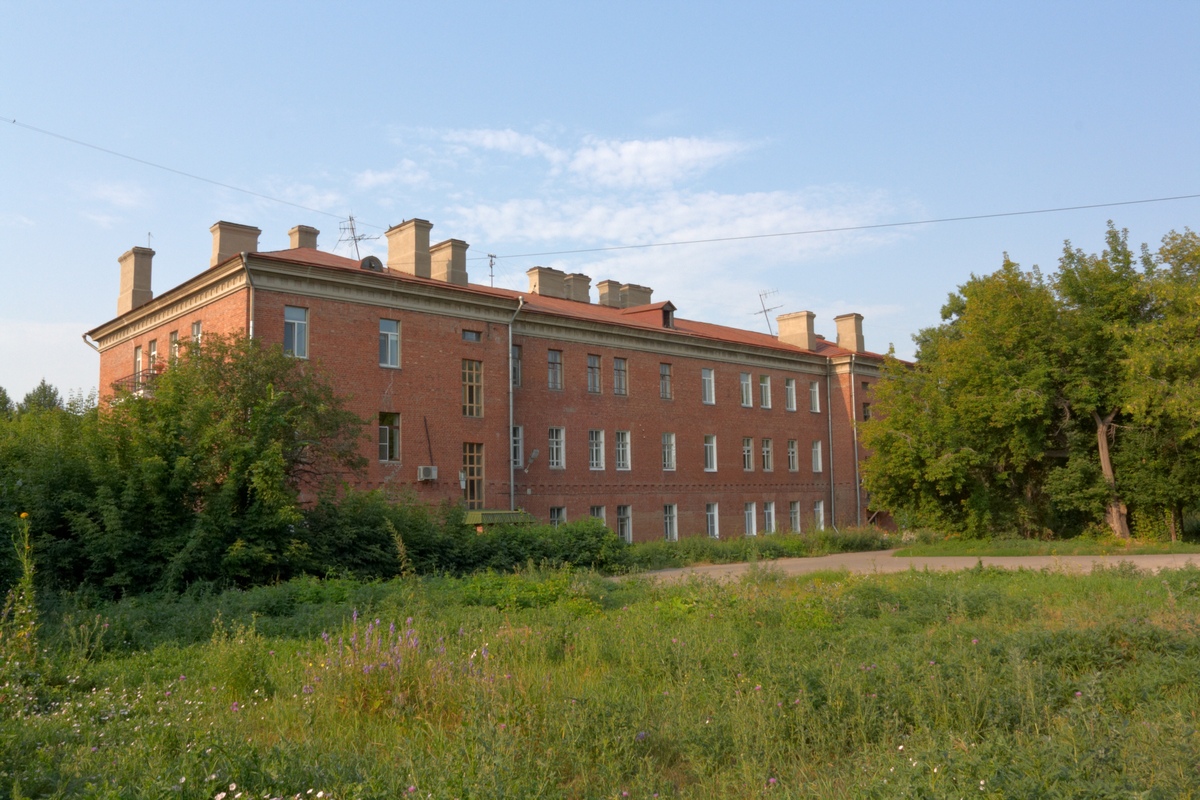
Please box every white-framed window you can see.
[701,368,715,404]
[548,427,565,469]
[378,413,401,462]
[661,432,676,471]
[511,344,522,387]
[615,430,631,470]
[744,502,757,536]
[785,378,797,411]
[763,501,776,533]
[284,306,308,358]
[660,363,673,399]
[706,503,720,539]
[810,380,821,412]
[550,507,566,527]
[613,357,628,396]
[814,500,825,530]
[704,435,717,471]
[191,320,202,342]
[589,429,605,470]
[787,439,798,472]
[147,339,158,370]
[617,505,632,543]
[133,345,143,380]
[740,372,753,406]
[663,504,678,541]
[548,350,563,390]
[812,440,823,473]
[790,501,801,532]
[759,375,771,408]
[590,505,606,522]
[742,437,754,471]
[761,438,774,472]
[587,354,602,393]
[379,319,400,367]
[168,330,179,360]
[512,425,523,467]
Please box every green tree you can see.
[0,387,12,419]
[17,380,62,414]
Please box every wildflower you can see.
[971,638,979,645]
[407,787,416,794]
[636,731,648,741]
[216,794,227,800]
[768,777,777,785]
[754,685,762,691]
[231,702,240,712]
[19,512,28,519]
[1075,691,1082,697]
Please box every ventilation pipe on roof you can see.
[117,246,154,315]
[288,225,319,249]
[210,221,260,267]
[385,219,433,278]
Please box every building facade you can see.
[86,218,885,542]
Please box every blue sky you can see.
[3,1,1199,400]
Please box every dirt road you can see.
[642,549,1200,583]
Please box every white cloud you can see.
[442,128,566,163]
[567,136,745,188]
[354,159,429,190]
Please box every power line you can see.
[475,192,1200,261]
[3,115,382,228]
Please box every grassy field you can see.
[5,561,1200,799]
[895,536,1200,558]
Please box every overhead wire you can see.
[6,115,1199,262]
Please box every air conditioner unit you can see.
[417,466,438,482]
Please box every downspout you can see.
[850,354,862,526]
[826,357,837,532]
[242,252,255,338]
[507,296,526,511]
[81,334,99,353]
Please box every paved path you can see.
[641,549,1200,583]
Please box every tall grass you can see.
[5,564,1200,797]
[628,526,891,571]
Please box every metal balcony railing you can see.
[111,365,163,396]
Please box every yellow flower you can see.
[19,512,28,519]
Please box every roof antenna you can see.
[147,231,154,249]
[753,289,783,335]
[488,253,497,287]
[336,214,379,259]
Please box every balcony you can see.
[111,365,163,397]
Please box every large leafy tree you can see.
[864,224,1196,538]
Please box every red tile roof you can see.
[254,248,883,359]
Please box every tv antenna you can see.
[753,289,783,335]
[488,254,497,287]
[335,214,379,259]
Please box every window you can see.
[740,373,752,407]
[379,319,400,367]
[613,358,628,395]
[133,345,143,379]
[659,363,673,399]
[284,306,308,358]
[550,507,566,527]
[701,368,715,404]
[590,505,606,522]
[790,501,801,532]
[814,500,825,531]
[812,440,823,473]
[548,350,563,390]
[191,320,202,342]
[147,339,158,370]
[663,504,678,541]
[862,402,871,420]
[744,502,757,536]
[759,375,771,408]
[587,354,601,393]
[763,501,776,533]
[862,381,870,394]
[378,413,400,461]
[661,432,676,471]
[785,378,797,411]
[462,359,483,417]
[704,435,717,471]
[742,437,754,471]
[617,505,632,543]
[615,430,631,470]
[548,427,565,469]
[463,443,484,510]
[706,503,720,538]
[810,380,821,412]
[787,439,798,471]
[462,329,482,342]
[169,330,179,360]
[511,344,522,387]
[512,425,523,467]
[589,429,605,470]
[761,438,774,471]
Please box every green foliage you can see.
[627,527,890,570]
[17,379,62,414]
[865,224,1200,539]
[0,514,41,717]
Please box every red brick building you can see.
[86,219,885,541]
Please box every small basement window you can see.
[462,330,482,342]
